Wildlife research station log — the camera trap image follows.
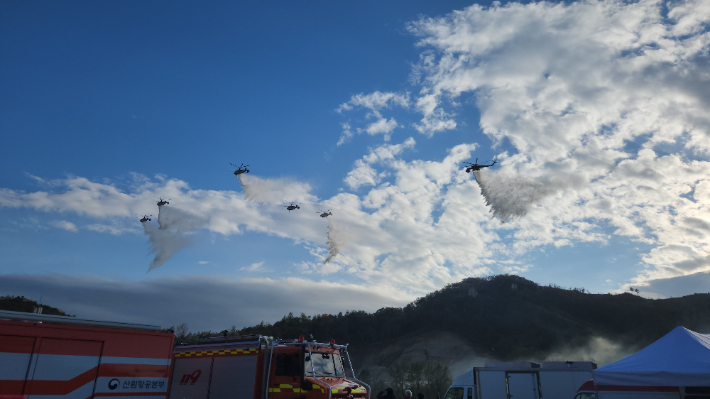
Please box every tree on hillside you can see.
[175,323,188,340]
[388,362,407,398]
[423,363,452,399]
[407,362,425,396]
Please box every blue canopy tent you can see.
[593,326,710,386]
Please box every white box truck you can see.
[444,361,596,399]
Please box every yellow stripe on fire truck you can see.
[174,348,259,357]
[269,384,325,393]
[332,387,366,393]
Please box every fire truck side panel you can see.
[252,350,266,399]
[0,335,38,394]
[168,357,212,399]
[26,339,103,399]
[208,355,258,399]
[0,320,174,399]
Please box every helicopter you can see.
[318,209,332,218]
[156,197,170,206]
[284,202,300,212]
[139,215,152,223]
[463,157,497,173]
[230,163,250,176]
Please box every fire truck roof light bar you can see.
[273,340,348,349]
[0,309,163,332]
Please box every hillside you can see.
[0,295,69,316]
[235,275,710,362]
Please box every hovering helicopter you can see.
[156,197,170,206]
[230,163,250,176]
[139,215,152,223]
[463,157,497,173]
[318,209,332,218]
[284,202,300,212]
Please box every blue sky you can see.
[2,1,483,189]
[2,0,710,331]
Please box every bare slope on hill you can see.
[355,330,489,378]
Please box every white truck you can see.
[444,361,596,399]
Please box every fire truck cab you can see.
[170,336,369,399]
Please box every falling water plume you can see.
[142,205,206,271]
[237,174,311,204]
[473,170,564,223]
[324,218,343,264]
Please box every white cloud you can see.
[241,261,264,271]
[337,123,355,146]
[337,91,410,114]
[344,161,381,190]
[400,0,710,288]
[344,138,417,190]
[50,220,78,232]
[363,117,399,141]
[336,92,410,143]
[198,261,209,265]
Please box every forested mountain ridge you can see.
[235,275,710,361]
[0,295,69,316]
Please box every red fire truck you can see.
[0,310,369,399]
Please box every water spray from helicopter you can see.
[140,197,206,271]
[471,169,564,223]
[324,217,343,264]
[316,209,343,264]
[232,162,344,263]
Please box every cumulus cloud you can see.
[344,138,417,190]
[49,220,78,232]
[241,261,264,271]
[364,118,399,141]
[337,91,411,143]
[337,91,410,114]
[398,0,710,287]
[338,123,355,146]
[0,273,413,331]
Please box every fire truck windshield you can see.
[304,352,345,377]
